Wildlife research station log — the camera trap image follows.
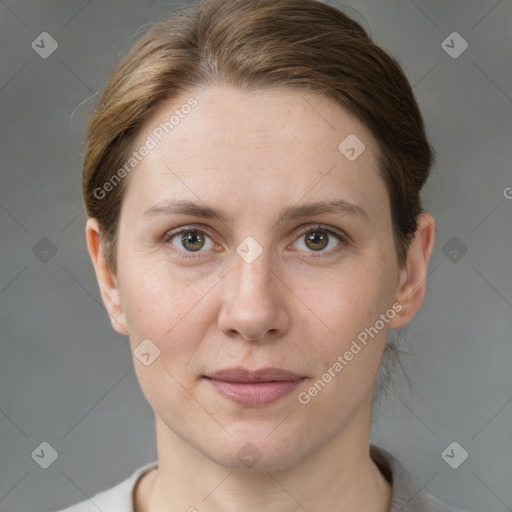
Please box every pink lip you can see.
[204,367,306,407]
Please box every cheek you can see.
[303,255,396,377]
[299,288,391,417]
[123,270,219,408]
[316,264,388,330]
[119,258,218,363]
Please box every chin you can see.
[203,430,310,473]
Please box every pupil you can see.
[182,230,204,251]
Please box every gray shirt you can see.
[49,444,472,512]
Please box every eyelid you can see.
[163,224,216,244]
[293,223,347,241]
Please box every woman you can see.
[53,0,471,510]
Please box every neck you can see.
[135,395,391,512]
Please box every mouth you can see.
[203,367,306,407]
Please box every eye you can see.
[163,224,347,260]
[291,225,346,254]
[164,227,214,257]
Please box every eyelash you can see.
[161,224,349,260]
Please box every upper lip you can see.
[205,367,304,383]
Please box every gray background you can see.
[1,0,511,511]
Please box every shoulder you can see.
[45,460,158,512]
[370,444,474,512]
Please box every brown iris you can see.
[304,230,329,251]
[181,230,206,251]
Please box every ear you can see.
[389,212,435,329]
[85,217,129,336]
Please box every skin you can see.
[86,84,435,512]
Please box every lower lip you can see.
[205,378,305,407]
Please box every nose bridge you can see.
[231,241,276,302]
[218,239,288,340]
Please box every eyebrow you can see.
[141,199,369,224]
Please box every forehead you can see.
[124,84,387,217]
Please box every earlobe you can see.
[389,213,435,329]
[85,218,129,336]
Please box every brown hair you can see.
[83,0,434,276]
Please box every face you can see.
[88,84,430,472]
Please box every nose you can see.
[217,248,290,341]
